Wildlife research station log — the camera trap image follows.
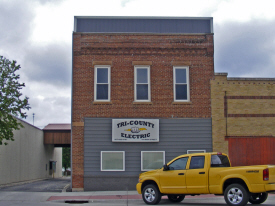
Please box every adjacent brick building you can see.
[211,73,275,166]
[72,16,214,191]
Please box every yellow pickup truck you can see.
[136,152,275,206]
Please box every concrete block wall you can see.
[72,33,214,190]
[0,119,62,186]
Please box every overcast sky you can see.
[1,0,275,128]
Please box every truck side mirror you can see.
[163,164,169,171]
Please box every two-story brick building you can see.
[72,16,214,191]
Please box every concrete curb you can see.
[62,183,71,193]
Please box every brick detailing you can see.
[92,61,112,66]
[226,96,275,99]
[226,136,274,138]
[172,61,191,66]
[228,114,275,117]
[132,61,152,65]
[224,96,275,117]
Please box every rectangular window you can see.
[189,156,205,169]
[101,151,125,171]
[94,66,110,101]
[173,66,190,102]
[134,66,150,102]
[187,150,206,154]
[211,155,230,167]
[168,157,188,170]
[141,151,165,171]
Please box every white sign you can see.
[112,119,159,142]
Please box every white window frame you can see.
[173,66,190,102]
[94,65,111,102]
[101,151,125,171]
[141,151,165,171]
[134,66,151,102]
[187,150,206,154]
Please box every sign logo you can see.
[124,127,147,133]
[112,119,159,142]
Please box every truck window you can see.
[168,157,188,170]
[211,155,230,167]
[189,156,205,169]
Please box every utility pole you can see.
[33,113,35,125]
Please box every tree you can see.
[0,56,30,145]
[62,147,71,172]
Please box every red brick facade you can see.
[72,33,214,190]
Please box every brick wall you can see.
[72,33,214,190]
[211,73,275,156]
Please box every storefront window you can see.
[141,151,165,171]
[101,151,125,171]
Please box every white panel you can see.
[112,119,159,142]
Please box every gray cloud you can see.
[214,20,275,77]
[0,1,33,59]
[37,0,65,4]
[0,0,71,127]
[23,43,71,86]
[121,0,134,7]
[25,95,71,128]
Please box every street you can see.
[0,178,275,206]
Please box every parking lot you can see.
[0,177,70,192]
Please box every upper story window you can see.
[173,66,190,102]
[134,66,151,102]
[94,65,110,101]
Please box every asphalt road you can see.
[0,177,70,192]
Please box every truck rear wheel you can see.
[224,184,249,206]
[167,195,185,202]
[249,193,268,204]
[142,184,161,205]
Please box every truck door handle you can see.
[178,173,185,175]
[199,172,205,174]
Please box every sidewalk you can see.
[1,191,274,206]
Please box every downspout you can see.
[225,91,228,137]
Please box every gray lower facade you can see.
[84,118,212,191]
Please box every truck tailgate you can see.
[268,165,275,183]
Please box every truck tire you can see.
[224,184,249,206]
[167,195,185,202]
[249,193,268,204]
[142,184,161,205]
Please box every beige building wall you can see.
[211,73,275,154]
[0,118,62,186]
